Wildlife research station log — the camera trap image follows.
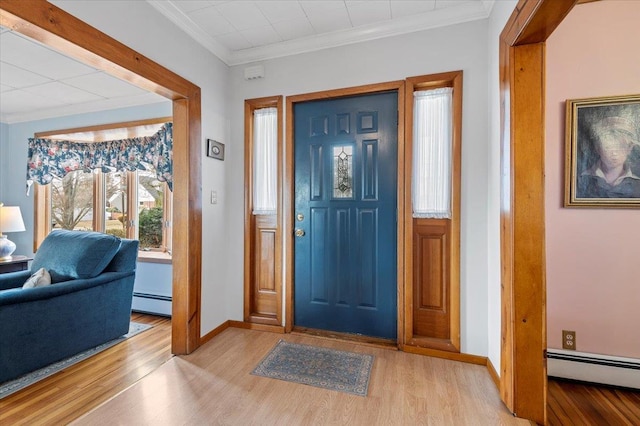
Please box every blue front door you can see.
[294,91,398,339]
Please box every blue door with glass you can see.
[294,91,398,339]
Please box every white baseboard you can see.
[547,349,640,389]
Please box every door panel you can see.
[413,221,450,339]
[294,92,398,339]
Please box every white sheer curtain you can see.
[252,107,278,215]
[412,87,453,219]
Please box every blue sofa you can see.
[0,230,139,383]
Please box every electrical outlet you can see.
[210,190,217,205]
[562,330,576,350]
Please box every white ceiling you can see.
[150,0,495,65]
[0,25,168,124]
[0,0,494,124]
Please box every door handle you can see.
[294,228,305,237]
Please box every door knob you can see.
[294,228,305,237]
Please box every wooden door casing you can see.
[403,71,462,354]
[285,81,406,339]
[500,0,578,422]
[244,96,284,328]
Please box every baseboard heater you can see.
[133,292,172,302]
[132,291,172,317]
[547,349,640,389]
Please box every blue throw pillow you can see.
[31,230,122,282]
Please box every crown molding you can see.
[481,0,496,15]
[146,0,232,64]
[149,1,493,67]
[230,1,490,65]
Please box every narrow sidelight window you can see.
[244,96,282,326]
[252,107,278,215]
[412,87,453,218]
[404,71,462,353]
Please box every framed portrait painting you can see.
[564,94,640,208]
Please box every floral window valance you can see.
[27,122,173,193]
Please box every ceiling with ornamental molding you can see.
[1,1,494,123]
[149,0,495,65]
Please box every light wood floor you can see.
[3,313,637,425]
[71,327,526,426]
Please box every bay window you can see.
[32,118,172,262]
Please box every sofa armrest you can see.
[0,270,32,291]
[105,239,139,272]
[0,271,133,306]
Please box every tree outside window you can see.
[51,171,94,231]
[47,168,171,256]
[137,167,165,250]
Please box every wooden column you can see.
[172,97,202,354]
[501,42,547,424]
[499,0,577,423]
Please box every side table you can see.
[0,255,33,274]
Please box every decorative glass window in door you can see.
[333,145,353,198]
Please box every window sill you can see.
[137,251,172,264]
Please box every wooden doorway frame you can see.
[500,0,577,423]
[284,81,406,341]
[0,0,202,354]
[2,1,589,420]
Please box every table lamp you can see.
[0,203,26,260]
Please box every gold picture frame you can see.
[564,94,640,208]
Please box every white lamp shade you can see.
[0,205,26,234]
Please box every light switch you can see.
[210,190,217,204]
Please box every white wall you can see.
[0,122,6,201]
[50,0,232,335]
[229,20,491,356]
[486,0,518,373]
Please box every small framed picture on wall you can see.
[564,94,640,208]
[207,139,225,161]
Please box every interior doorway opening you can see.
[0,1,203,355]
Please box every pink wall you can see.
[546,1,640,358]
